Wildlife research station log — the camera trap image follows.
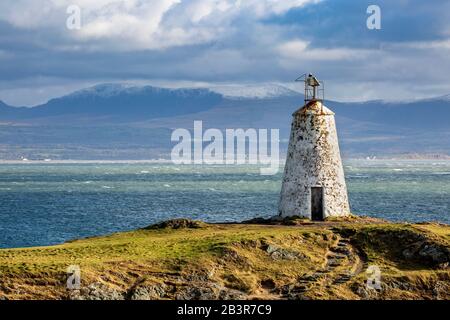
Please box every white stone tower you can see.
[278,74,350,220]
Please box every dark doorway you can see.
[311,187,324,221]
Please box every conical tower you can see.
[278,74,350,220]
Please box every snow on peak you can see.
[66,83,216,99]
[68,83,138,98]
[209,83,300,99]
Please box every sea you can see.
[0,160,449,248]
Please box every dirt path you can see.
[280,234,367,299]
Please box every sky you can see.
[0,0,449,106]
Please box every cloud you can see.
[387,40,450,51]
[0,0,319,50]
[0,0,449,105]
[277,40,371,61]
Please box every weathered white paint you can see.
[278,100,350,219]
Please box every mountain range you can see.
[0,84,449,160]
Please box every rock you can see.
[218,288,246,300]
[175,286,218,300]
[334,246,351,255]
[402,248,416,259]
[265,244,278,254]
[418,244,449,265]
[241,217,273,224]
[173,283,246,300]
[330,253,347,259]
[263,244,306,260]
[129,284,167,300]
[432,281,448,298]
[299,274,320,282]
[327,258,340,267]
[185,272,211,282]
[69,282,124,300]
[388,279,412,291]
[402,241,449,268]
[242,215,308,226]
[280,284,294,295]
[356,286,370,299]
[145,219,206,230]
[280,282,311,300]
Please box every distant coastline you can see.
[0,154,449,164]
[0,159,174,164]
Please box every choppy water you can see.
[0,160,449,248]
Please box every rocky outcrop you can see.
[262,243,307,261]
[145,219,207,230]
[68,283,124,300]
[402,242,449,269]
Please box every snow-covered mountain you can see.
[0,83,448,159]
[209,83,300,99]
[0,84,224,122]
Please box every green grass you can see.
[0,218,448,300]
[0,224,317,274]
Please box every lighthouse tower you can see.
[278,74,350,220]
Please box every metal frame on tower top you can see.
[295,73,325,103]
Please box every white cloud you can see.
[0,0,320,50]
[277,40,372,62]
[385,39,450,50]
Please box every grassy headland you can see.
[0,216,449,300]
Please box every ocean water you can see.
[0,160,449,248]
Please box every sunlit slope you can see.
[0,217,448,300]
